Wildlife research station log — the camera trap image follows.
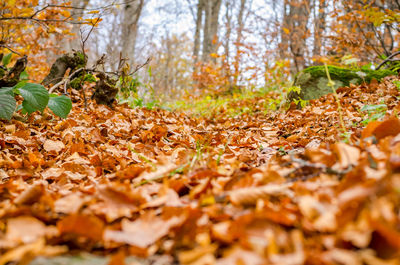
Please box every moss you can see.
[303,66,361,86]
[302,65,396,85]
[289,65,397,102]
[74,51,87,69]
[63,51,87,69]
[362,68,396,83]
[69,75,83,89]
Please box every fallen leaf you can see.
[57,215,104,241]
[104,212,185,248]
[43,139,65,153]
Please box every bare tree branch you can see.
[376,51,400,70]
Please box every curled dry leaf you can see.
[14,182,45,205]
[332,142,360,170]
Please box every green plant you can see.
[0,82,72,120]
[117,74,142,98]
[360,104,387,125]
[287,86,308,108]
[0,53,72,120]
[393,80,400,91]
[278,146,288,156]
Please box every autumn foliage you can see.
[1,0,400,264]
[0,0,74,80]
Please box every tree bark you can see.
[193,0,204,64]
[284,0,311,72]
[0,56,27,87]
[42,51,87,86]
[63,0,90,52]
[201,0,222,62]
[312,0,326,58]
[121,0,144,66]
[279,0,290,60]
[233,0,246,85]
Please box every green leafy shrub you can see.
[0,53,72,120]
[0,82,72,120]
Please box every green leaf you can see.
[0,87,14,96]
[19,70,29,80]
[17,83,49,112]
[22,100,37,114]
[2,53,12,67]
[393,80,400,91]
[12,81,28,93]
[0,93,16,120]
[48,94,72,118]
[361,104,387,112]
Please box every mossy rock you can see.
[288,65,396,102]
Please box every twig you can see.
[48,68,84,94]
[376,51,400,70]
[129,57,152,75]
[324,63,346,133]
[0,44,21,55]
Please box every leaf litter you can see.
[1,75,400,264]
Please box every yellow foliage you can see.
[0,1,72,81]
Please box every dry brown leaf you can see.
[5,216,57,245]
[57,214,104,241]
[43,139,65,153]
[104,212,185,248]
[229,182,293,205]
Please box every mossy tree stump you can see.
[42,51,87,86]
[0,55,27,87]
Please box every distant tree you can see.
[330,0,400,62]
[121,0,145,66]
[280,0,311,73]
[63,0,91,52]
[192,0,222,63]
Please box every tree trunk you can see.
[121,0,144,66]
[193,0,204,64]
[288,0,310,72]
[313,0,326,58]
[279,0,290,60]
[223,0,233,85]
[64,0,90,52]
[233,0,246,86]
[201,0,222,62]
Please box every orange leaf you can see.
[57,214,104,241]
[372,117,400,140]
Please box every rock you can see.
[288,65,396,102]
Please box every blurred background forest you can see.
[1,0,399,103]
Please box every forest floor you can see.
[1,75,400,264]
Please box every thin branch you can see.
[129,57,151,75]
[376,51,400,70]
[48,68,84,94]
[371,25,389,56]
[0,44,21,55]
